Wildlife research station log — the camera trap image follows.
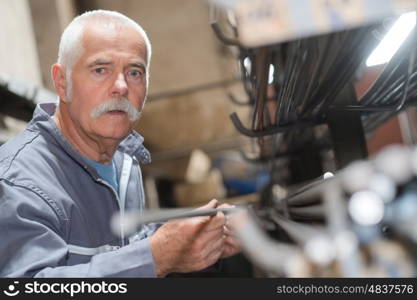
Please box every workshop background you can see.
[1,0,417,277]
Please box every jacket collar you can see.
[28,103,151,164]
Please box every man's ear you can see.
[51,63,68,102]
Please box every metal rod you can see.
[111,207,241,236]
[230,112,317,137]
[268,212,326,245]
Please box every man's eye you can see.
[94,68,106,74]
[128,70,143,78]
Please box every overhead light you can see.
[366,11,416,67]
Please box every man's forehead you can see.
[81,21,147,61]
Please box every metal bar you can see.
[315,27,378,117]
[280,178,336,207]
[230,112,317,137]
[395,49,416,112]
[111,207,241,236]
[268,212,326,245]
[230,208,301,275]
[252,47,271,131]
[286,205,324,218]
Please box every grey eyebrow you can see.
[87,59,112,67]
[128,62,146,71]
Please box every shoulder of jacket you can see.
[0,178,68,235]
[0,130,41,177]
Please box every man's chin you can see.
[102,132,131,141]
[94,126,133,141]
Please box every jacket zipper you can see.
[96,178,126,247]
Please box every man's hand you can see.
[149,199,226,277]
[218,203,242,259]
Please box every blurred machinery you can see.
[207,0,417,277]
[230,144,417,277]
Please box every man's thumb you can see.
[197,199,219,210]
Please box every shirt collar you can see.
[28,103,151,164]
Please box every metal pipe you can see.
[111,207,241,236]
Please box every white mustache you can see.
[90,98,141,121]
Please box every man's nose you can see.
[112,73,128,97]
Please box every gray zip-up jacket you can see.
[0,103,159,277]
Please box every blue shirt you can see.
[83,157,119,193]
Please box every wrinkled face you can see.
[67,22,148,141]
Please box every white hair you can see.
[57,10,152,101]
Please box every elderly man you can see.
[0,10,239,277]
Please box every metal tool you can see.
[111,206,241,236]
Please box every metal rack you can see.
[208,1,417,277]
